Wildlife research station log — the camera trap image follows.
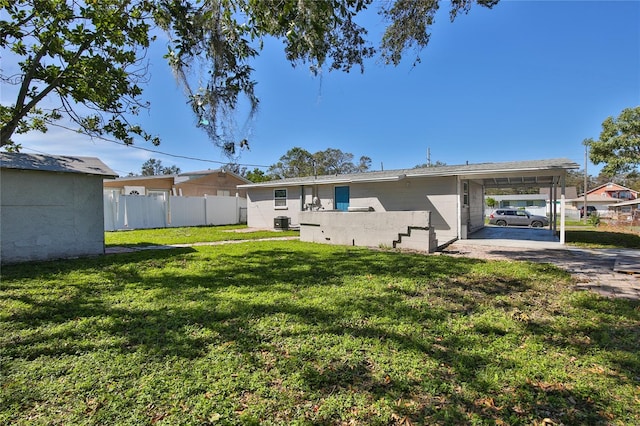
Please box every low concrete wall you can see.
[299,210,435,252]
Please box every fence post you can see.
[204,194,208,224]
[123,196,129,228]
[167,195,172,226]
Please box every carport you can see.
[457,158,580,245]
[463,226,562,249]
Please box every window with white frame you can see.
[274,189,287,209]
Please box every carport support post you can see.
[553,182,558,233]
[560,194,566,244]
[560,174,566,244]
[549,182,557,234]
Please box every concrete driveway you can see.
[465,225,561,247]
[444,226,640,300]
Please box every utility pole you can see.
[427,147,431,167]
[583,140,589,223]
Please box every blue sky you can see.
[9,0,640,177]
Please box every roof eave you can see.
[239,174,407,188]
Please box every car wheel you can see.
[531,221,543,228]
[496,220,507,227]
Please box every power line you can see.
[29,122,271,168]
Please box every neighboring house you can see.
[486,187,578,216]
[239,158,579,252]
[568,182,639,217]
[103,169,251,199]
[1,152,117,264]
[608,198,640,224]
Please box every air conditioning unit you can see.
[274,216,290,230]
[124,185,146,196]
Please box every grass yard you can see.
[105,225,299,247]
[565,225,640,249]
[1,237,639,425]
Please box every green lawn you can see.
[565,229,640,249]
[1,237,639,425]
[105,225,299,247]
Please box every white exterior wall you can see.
[246,186,303,228]
[246,175,462,246]
[343,177,459,246]
[1,169,106,263]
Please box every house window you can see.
[147,190,167,200]
[274,189,287,209]
[463,181,469,206]
[217,190,230,196]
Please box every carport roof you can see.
[0,152,118,177]
[239,158,579,188]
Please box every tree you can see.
[267,147,371,179]
[2,0,499,154]
[414,160,447,168]
[356,156,372,173]
[588,106,640,176]
[157,0,501,154]
[224,162,273,182]
[565,169,594,195]
[141,158,180,175]
[1,0,159,150]
[268,147,315,179]
[245,168,272,183]
[485,197,497,208]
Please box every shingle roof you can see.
[106,168,252,184]
[109,174,176,182]
[0,152,117,177]
[239,158,580,188]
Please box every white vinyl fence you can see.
[104,193,247,231]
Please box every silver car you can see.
[488,209,549,228]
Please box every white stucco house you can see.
[239,158,579,252]
[1,152,117,264]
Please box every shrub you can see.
[587,211,601,226]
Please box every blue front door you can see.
[335,186,350,211]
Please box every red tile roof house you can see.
[239,158,579,252]
[569,182,639,218]
[1,152,117,264]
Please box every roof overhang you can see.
[238,174,407,188]
[469,171,567,189]
[238,158,580,189]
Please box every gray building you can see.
[1,152,117,264]
[240,158,579,252]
